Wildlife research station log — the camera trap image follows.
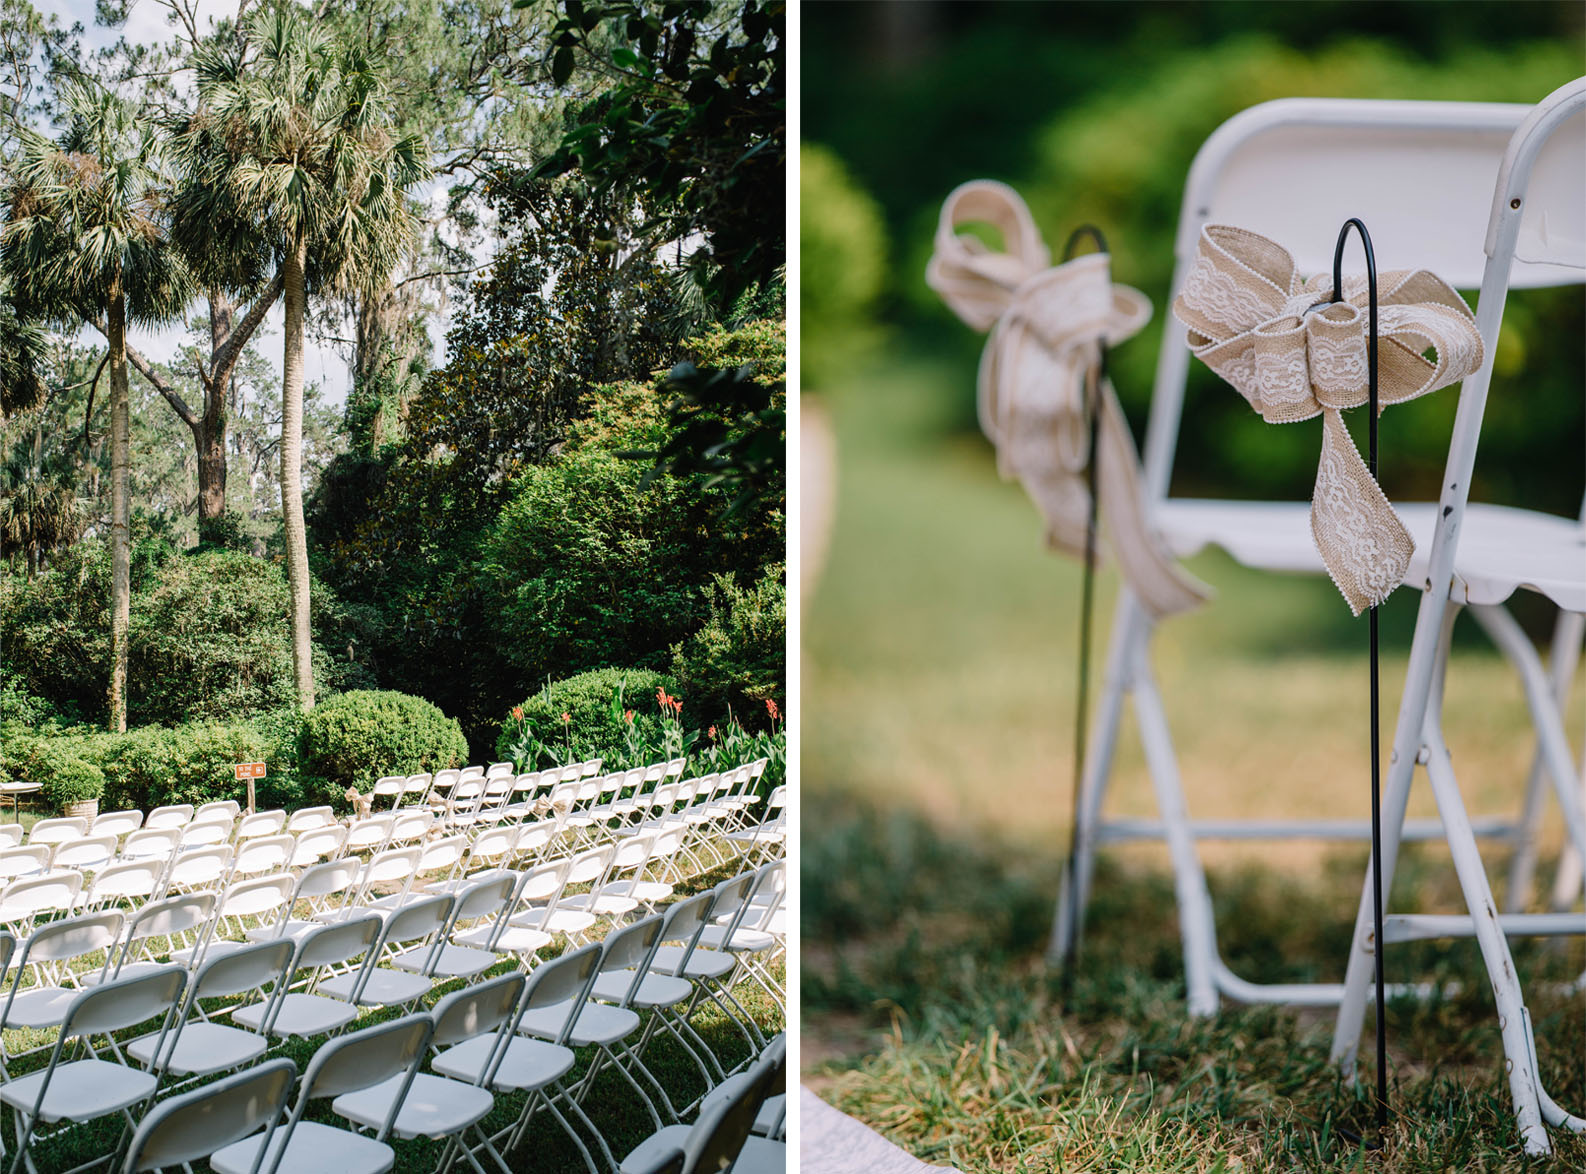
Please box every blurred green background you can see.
[800,0,1586,1102]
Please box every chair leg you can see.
[1421,719,1552,1156]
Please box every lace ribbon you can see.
[925,181,1210,619]
[1173,225,1484,615]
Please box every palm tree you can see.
[3,81,192,732]
[172,8,428,710]
[0,277,48,421]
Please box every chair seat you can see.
[590,970,692,1009]
[698,924,776,953]
[127,1020,268,1076]
[509,907,597,936]
[1,985,77,1029]
[211,1117,395,1174]
[456,924,552,957]
[80,960,167,986]
[517,998,639,1047]
[232,992,357,1037]
[432,1034,575,1092]
[1157,499,1586,609]
[649,944,735,980]
[0,1058,157,1123]
[333,1072,494,1140]
[391,942,497,979]
[244,919,321,942]
[169,938,253,967]
[560,891,640,917]
[318,967,432,1006]
[599,879,673,904]
[701,1074,784,1137]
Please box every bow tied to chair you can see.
[1173,224,1485,615]
[926,180,1210,619]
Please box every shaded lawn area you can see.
[802,352,1585,1170]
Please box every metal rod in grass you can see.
[1057,223,1108,1013]
[1330,216,1389,1144]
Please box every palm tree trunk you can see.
[281,236,315,710]
[107,287,131,733]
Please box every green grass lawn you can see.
[802,351,1585,1171]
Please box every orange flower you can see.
[511,706,524,721]
[708,725,717,740]
[765,698,780,722]
[624,710,634,724]
[560,712,571,723]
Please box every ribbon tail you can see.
[1093,385,1212,619]
[1310,409,1414,616]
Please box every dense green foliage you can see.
[800,142,887,390]
[0,733,105,808]
[497,666,675,770]
[297,689,468,793]
[670,567,785,732]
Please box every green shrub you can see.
[670,568,785,731]
[38,752,104,810]
[497,667,676,770]
[800,143,887,390]
[298,690,468,796]
[95,723,295,812]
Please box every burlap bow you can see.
[1173,225,1484,615]
[926,181,1210,619]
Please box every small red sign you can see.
[234,762,267,780]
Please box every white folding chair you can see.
[121,1058,296,1173]
[518,915,670,1168]
[0,911,124,1069]
[1050,92,1584,1017]
[333,973,523,1174]
[0,847,51,885]
[318,893,453,1009]
[209,1013,434,1174]
[0,870,83,936]
[196,800,242,821]
[0,966,187,1174]
[247,857,362,942]
[392,873,517,982]
[288,824,347,869]
[233,833,297,879]
[120,826,180,866]
[284,805,336,835]
[74,857,164,912]
[92,893,217,986]
[127,938,295,1078]
[432,942,605,1167]
[231,914,382,1039]
[50,833,119,875]
[159,844,234,896]
[172,873,298,966]
[236,809,288,843]
[1321,78,1586,1156]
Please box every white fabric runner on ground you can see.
[799,1087,962,1174]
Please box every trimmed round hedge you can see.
[496,667,675,770]
[298,690,468,794]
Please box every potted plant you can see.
[40,754,105,821]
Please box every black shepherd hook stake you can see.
[1057,223,1108,1012]
[1331,217,1389,1145]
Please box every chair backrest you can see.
[486,762,515,778]
[292,913,382,972]
[192,937,296,1001]
[344,813,397,852]
[0,823,22,848]
[430,970,524,1052]
[298,1012,433,1119]
[291,857,362,906]
[451,872,517,923]
[498,940,602,1059]
[597,913,665,1005]
[178,817,234,849]
[565,844,612,886]
[1142,94,1575,504]
[217,872,297,922]
[145,804,194,830]
[122,826,180,860]
[196,800,241,820]
[50,833,119,872]
[0,868,83,919]
[0,844,52,881]
[82,858,164,907]
[28,816,88,845]
[658,890,715,953]
[122,1058,296,1173]
[285,805,336,833]
[6,911,123,1004]
[163,844,234,889]
[372,776,406,799]
[235,834,297,876]
[236,810,288,841]
[290,824,347,867]
[91,809,144,838]
[66,964,186,1038]
[114,893,217,976]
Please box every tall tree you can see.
[172,8,427,709]
[3,80,191,731]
